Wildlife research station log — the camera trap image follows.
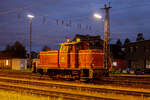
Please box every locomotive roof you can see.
[60,41,80,46]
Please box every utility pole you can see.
[102,3,112,70]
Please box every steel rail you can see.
[0,79,115,100]
[0,76,149,99]
[0,71,150,89]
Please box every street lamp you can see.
[27,14,34,19]
[27,14,34,68]
[93,13,102,19]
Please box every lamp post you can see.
[27,14,34,68]
[93,4,111,70]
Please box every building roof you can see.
[0,51,14,59]
[0,51,27,59]
[126,39,150,46]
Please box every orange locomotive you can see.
[37,38,108,81]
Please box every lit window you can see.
[113,62,117,66]
[6,60,8,66]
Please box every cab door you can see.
[59,45,71,68]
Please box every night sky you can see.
[0,0,150,52]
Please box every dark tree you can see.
[124,38,130,46]
[136,33,144,41]
[5,44,13,52]
[4,41,26,58]
[42,45,51,51]
[116,39,122,47]
[12,41,26,58]
[114,39,123,56]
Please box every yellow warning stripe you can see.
[40,53,104,55]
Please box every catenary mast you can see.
[102,3,112,70]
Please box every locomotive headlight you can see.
[76,38,80,42]
[113,62,117,66]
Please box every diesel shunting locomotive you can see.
[37,38,108,81]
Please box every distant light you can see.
[27,14,34,19]
[93,13,102,19]
[66,38,70,42]
[113,62,117,66]
[6,60,8,66]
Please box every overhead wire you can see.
[111,2,150,16]
[0,1,150,38]
[1,1,149,31]
[1,1,150,50]
[0,1,51,15]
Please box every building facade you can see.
[0,52,27,70]
[125,40,150,69]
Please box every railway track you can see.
[0,76,115,100]
[95,77,150,89]
[0,84,113,100]
[0,71,150,89]
[1,71,150,81]
[0,71,43,79]
[0,75,149,99]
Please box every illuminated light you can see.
[113,62,117,66]
[27,14,34,19]
[6,60,8,66]
[66,38,70,42]
[76,38,80,42]
[93,13,102,19]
